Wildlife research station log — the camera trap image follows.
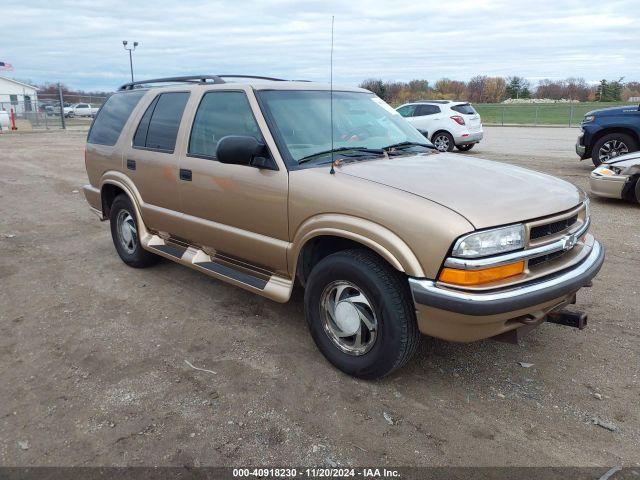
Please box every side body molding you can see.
[289,213,425,278]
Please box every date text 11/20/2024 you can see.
[232,468,400,477]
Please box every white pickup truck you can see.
[65,103,99,118]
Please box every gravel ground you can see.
[0,127,638,467]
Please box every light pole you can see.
[122,40,139,82]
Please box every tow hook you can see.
[546,309,588,330]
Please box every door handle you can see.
[179,169,192,181]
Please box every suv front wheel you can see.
[592,133,638,166]
[304,249,420,379]
[109,194,160,268]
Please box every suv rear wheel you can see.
[592,133,638,166]
[431,131,455,152]
[109,194,160,268]
[304,249,420,379]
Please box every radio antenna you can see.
[329,15,336,175]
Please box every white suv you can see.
[396,100,483,152]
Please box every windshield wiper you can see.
[382,141,434,151]
[298,147,384,164]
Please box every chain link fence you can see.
[1,89,628,132]
[472,102,625,127]
[0,87,108,132]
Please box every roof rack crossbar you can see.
[118,74,293,91]
[217,74,288,82]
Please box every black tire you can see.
[109,194,160,268]
[456,143,474,152]
[304,249,420,379]
[591,133,638,167]
[635,177,640,204]
[431,131,455,152]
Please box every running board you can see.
[142,234,292,302]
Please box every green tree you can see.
[359,79,386,100]
[505,76,531,99]
[597,78,624,102]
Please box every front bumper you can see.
[575,134,586,157]
[576,124,600,159]
[589,173,628,199]
[408,241,604,342]
[409,240,604,317]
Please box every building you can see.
[0,76,39,114]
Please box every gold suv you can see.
[83,75,604,379]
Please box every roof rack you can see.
[414,99,453,104]
[118,74,290,91]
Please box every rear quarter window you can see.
[87,91,145,146]
[451,103,476,115]
[135,92,189,152]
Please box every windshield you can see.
[257,90,432,166]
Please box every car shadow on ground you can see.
[149,256,548,388]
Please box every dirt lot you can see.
[0,127,638,467]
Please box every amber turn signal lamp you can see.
[439,261,525,286]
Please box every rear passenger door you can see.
[411,104,441,133]
[123,91,190,234]
[177,88,289,274]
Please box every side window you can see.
[133,96,159,148]
[133,92,189,153]
[451,103,476,115]
[189,91,262,158]
[397,105,416,117]
[415,105,441,116]
[87,91,145,146]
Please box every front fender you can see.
[289,213,425,278]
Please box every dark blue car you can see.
[576,104,640,166]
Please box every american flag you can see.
[0,61,14,71]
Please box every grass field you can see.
[474,102,633,126]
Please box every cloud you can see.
[5,0,639,91]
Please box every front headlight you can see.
[593,165,622,176]
[583,115,595,123]
[452,224,525,258]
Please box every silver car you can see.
[590,151,640,203]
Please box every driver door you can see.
[177,88,289,274]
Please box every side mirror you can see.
[216,135,276,170]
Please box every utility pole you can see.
[122,41,139,82]
[58,83,66,130]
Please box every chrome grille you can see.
[530,214,578,241]
[528,249,568,267]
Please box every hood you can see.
[586,105,640,117]
[603,150,640,168]
[336,153,582,229]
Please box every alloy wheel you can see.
[433,134,450,152]
[598,139,628,162]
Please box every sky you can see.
[3,0,639,92]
